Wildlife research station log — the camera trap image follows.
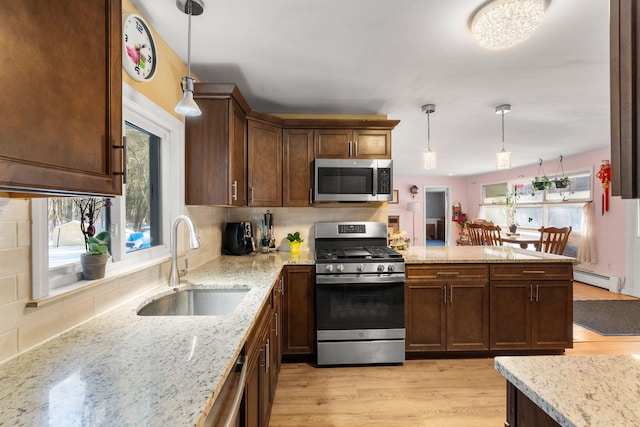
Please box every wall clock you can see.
[122,14,158,82]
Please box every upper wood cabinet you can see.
[186,84,249,206]
[0,0,123,196]
[248,119,282,207]
[610,0,640,198]
[314,129,392,159]
[283,129,314,207]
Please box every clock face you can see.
[122,14,158,82]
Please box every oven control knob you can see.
[388,264,396,272]
[357,264,364,272]
[336,264,344,272]
[377,264,385,272]
[325,265,334,273]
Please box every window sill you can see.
[26,256,168,308]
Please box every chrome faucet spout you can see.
[169,214,200,286]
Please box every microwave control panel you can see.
[377,168,392,194]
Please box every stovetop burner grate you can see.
[315,246,403,261]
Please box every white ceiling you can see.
[131,0,610,177]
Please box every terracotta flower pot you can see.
[288,241,301,253]
[80,253,109,280]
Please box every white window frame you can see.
[31,83,184,300]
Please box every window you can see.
[32,84,184,299]
[478,168,592,234]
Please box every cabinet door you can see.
[231,101,248,206]
[269,284,281,402]
[405,283,447,352]
[186,98,247,206]
[282,266,315,355]
[244,349,260,427]
[0,0,122,195]
[248,120,282,206]
[532,281,573,349]
[283,129,314,206]
[447,282,489,351]
[353,129,391,159]
[314,129,352,158]
[490,282,532,350]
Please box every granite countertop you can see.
[401,245,575,263]
[495,355,640,426]
[0,251,313,427]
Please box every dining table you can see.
[501,233,540,250]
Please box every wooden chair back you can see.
[466,222,484,245]
[482,224,503,246]
[537,226,572,255]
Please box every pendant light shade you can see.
[495,104,512,170]
[174,0,204,117]
[421,104,437,170]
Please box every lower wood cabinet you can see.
[281,265,316,356]
[506,382,561,427]
[490,264,573,351]
[405,265,489,352]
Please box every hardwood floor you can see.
[269,282,640,427]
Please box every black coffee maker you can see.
[222,222,255,255]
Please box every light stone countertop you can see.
[401,245,575,263]
[495,355,640,427]
[0,251,313,427]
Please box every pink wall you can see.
[391,176,469,245]
[393,148,625,281]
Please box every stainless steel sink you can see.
[137,288,249,316]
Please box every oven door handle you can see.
[316,275,405,284]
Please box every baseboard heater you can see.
[573,269,621,293]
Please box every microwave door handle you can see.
[372,167,378,196]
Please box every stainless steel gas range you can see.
[314,221,405,366]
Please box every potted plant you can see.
[531,175,552,192]
[75,197,111,280]
[286,231,304,253]
[553,176,571,189]
[504,188,519,233]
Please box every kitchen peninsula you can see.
[0,246,574,426]
[495,355,640,426]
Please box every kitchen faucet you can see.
[168,214,200,286]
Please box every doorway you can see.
[424,187,450,246]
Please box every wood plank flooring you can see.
[269,282,640,427]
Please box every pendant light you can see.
[421,104,437,170]
[174,0,204,117]
[495,104,512,170]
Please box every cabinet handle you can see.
[535,284,540,302]
[529,284,533,302]
[232,181,238,201]
[443,285,447,304]
[250,186,254,203]
[348,141,352,157]
[437,271,459,276]
[112,136,127,184]
[280,276,285,295]
[265,339,270,373]
[353,141,358,156]
[449,285,453,303]
[275,312,278,337]
[309,188,313,205]
[523,270,545,275]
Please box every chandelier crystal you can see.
[471,0,547,50]
[421,104,437,170]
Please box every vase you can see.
[80,253,109,280]
[289,241,300,253]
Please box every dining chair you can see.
[537,226,572,255]
[466,222,485,245]
[481,224,503,246]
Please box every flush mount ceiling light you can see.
[496,104,512,170]
[174,0,204,117]
[470,0,548,50]
[421,104,437,170]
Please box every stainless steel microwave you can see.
[314,159,393,202]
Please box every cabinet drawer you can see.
[406,264,488,281]
[490,263,573,281]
